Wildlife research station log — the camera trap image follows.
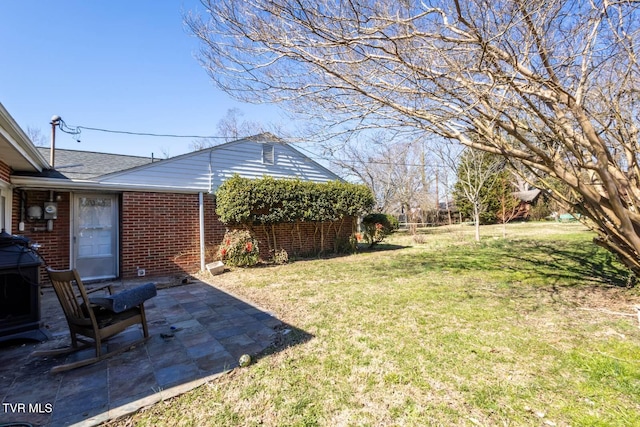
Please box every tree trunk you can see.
[502,201,507,239]
[473,203,481,242]
[260,224,271,254]
[271,223,278,253]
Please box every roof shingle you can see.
[36,147,154,180]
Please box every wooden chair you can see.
[32,268,155,374]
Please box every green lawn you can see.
[112,222,640,427]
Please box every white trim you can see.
[0,102,50,171]
[69,192,75,272]
[0,181,11,232]
[10,176,206,194]
[199,192,205,272]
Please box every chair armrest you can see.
[89,283,157,313]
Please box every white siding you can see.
[98,138,340,192]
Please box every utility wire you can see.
[293,143,446,168]
[79,125,226,139]
[57,120,444,168]
[58,120,231,140]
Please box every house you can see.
[512,189,542,220]
[1,103,346,282]
[0,103,50,232]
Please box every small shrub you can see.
[528,201,552,221]
[273,248,289,264]
[387,214,400,230]
[335,234,359,254]
[361,213,399,247]
[218,230,260,267]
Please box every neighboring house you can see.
[513,189,542,220]
[1,103,345,281]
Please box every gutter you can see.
[9,176,210,194]
[0,104,50,172]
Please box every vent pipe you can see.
[49,115,61,168]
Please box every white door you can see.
[73,194,118,280]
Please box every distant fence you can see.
[398,222,438,229]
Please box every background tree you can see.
[494,170,521,238]
[187,0,640,277]
[190,108,273,150]
[25,126,47,147]
[453,148,504,241]
[327,132,438,218]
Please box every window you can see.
[262,143,275,165]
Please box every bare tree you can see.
[25,126,48,147]
[187,1,640,277]
[495,170,522,238]
[453,148,504,241]
[190,108,267,150]
[437,165,457,226]
[328,133,435,216]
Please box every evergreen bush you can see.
[217,229,260,267]
[216,176,375,256]
[216,175,375,225]
[361,213,399,247]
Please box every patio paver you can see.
[0,277,283,426]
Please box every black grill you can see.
[0,231,47,343]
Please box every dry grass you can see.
[107,222,640,427]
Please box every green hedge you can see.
[361,213,399,247]
[215,175,375,225]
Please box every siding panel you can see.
[99,138,339,191]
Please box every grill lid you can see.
[0,231,42,269]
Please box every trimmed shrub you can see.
[216,175,375,225]
[216,175,375,256]
[218,230,260,267]
[361,213,399,247]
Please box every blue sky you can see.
[0,1,288,158]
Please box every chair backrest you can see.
[47,268,94,327]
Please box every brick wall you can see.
[9,188,356,282]
[0,160,11,183]
[121,192,226,279]
[11,190,71,282]
[242,217,357,258]
[122,192,357,277]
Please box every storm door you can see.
[73,194,118,280]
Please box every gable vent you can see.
[262,143,275,165]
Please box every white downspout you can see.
[199,192,206,272]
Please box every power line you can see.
[293,143,448,168]
[58,120,231,140]
[78,125,226,139]
[57,120,448,169]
